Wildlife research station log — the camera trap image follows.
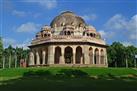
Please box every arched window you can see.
[90,33,93,37]
[100,49,105,64]
[64,31,67,35]
[64,46,73,64]
[48,34,50,37]
[71,31,74,35]
[76,46,83,64]
[54,47,61,64]
[44,34,47,37]
[83,32,85,36]
[94,48,99,64]
[87,33,89,36]
[67,31,71,35]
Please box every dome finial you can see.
[60,11,74,15]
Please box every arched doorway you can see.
[76,46,82,64]
[64,46,73,64]
[100,49,104,64]
[54,47,61,64]
[89,47,93,64]
[94,48,99,64]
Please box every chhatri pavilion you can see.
[28,11,108,67]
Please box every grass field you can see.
[0,67,137,91]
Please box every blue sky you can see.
[0,0,137,48]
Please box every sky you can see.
[0,0,137,49]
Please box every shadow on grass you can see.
[0,69,137,91]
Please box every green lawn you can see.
[0,67,137,91]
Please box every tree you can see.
[0,37,4,68]
[126,46,137,67]
[107,46,117,67]
[4,45,15,68]
[107,42,137,67]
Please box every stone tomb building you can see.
[28,11,108,67]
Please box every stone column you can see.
[105,50,108,66]
[92,49,95,64]
[47,46,55,64]
[36,51,40,65]
[29,52,34,66]
[84,46,90,64]
[60,47,65,64]
[42,50,46,65]
[73,47,76,64]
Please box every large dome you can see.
[50,11,87,28]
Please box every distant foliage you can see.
[0,37,30,68]
[0,37,4,68]
[107,42,137,67]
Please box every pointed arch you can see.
[54,46,61,64]
[94,48,99,64]
[76,46,83,64]
[100,49,105,64]
[64,46,73,64]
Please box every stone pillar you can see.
[47,46,55,64]
[36,51,40,65]
[29,52,34,66]
[73,47,76,64]
[105,51,108,66]
[84,46,90,64]
[92,49,95,64]
[60,47,65,64]
[42,50,46,65]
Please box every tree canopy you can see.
[0,37,4,68]
[107,42,137,67]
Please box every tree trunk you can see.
[15,54,17,68]
[115,60,117,67]
[9,54,11,68]
[134,58,137,68]
[125,57,128,68]
[2,56,5,69]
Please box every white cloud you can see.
[24,0,57,9]
[12,10,27,17]
[98,30,106,37]
[82,14,97,21]
[12,10,42,18]
[98,30,115,40]
[104,14,137,41]
[14,39,31,49]
[121,41,134,47]
[3,38,16,47]
[16,22,40,32]
[127,15,137,40]
[3,38,31,49]
[105,14,127,30]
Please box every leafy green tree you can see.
[0,37,4,68]
[107,42,137,67]
[126,46,137,67]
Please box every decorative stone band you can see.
[30,35,106,46]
